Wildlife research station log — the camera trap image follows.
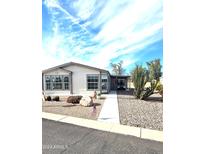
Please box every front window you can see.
[46,76,51,90]
[87,75,99,90]
[52,76,62,90]
[64,76,69,90]
[45,75,69,90]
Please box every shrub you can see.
[46,96,51,101]
[156,83,163,96]
[52,96,60,101]
[66,96,82,104]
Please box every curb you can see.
[42,112,163,142]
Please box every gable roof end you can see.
[42,62,109,74]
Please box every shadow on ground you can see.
[144,96,163,102]
[62,103,102,107]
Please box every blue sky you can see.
[42,0,163,74]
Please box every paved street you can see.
[42,119,163,154]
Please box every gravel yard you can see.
[42,98,105,120]
[117,90,163,131]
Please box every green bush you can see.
[46,96,51,101]
[52,96,60,101]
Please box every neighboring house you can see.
[42,62,130,97]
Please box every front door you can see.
[117,79,125,90]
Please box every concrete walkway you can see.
[97,91,120,124]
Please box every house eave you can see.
[42,61,109,74]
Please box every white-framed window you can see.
[64,76,69,90]
[45,75,69,90]
[101,74,108,90]
[45,76,51,90]
[87,75,99,90]
[52,76,62,90]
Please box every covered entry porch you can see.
[110,75,130,90]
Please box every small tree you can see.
[110,60,125,75]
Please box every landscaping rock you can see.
[117,90,163,131]
[42,94,45,101]
[67,96,82,104]
[80,96,93,107]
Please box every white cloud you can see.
[44,0,59,8]
[81,0,162,69]
[72,0,97,20]
[41,49,61,70]
[44,0,91,34]
[43,0,163,71]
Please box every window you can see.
[53,76,62,90]
[64,76,69,90]
[101,74,108,90]
[45,75,69,90]
[87,75,99,90]
[102,79,107,82]
[46,76,51,90]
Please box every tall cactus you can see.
[142,59,162,99]
[132,65,148,99]
[132,59,162,100]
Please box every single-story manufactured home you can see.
[42,62,130,97]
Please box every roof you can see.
[110,75,131,78]
[42,62,109,74]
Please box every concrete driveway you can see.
[43,119,163,154]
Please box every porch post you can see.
[99,71,102,94]
[42,73,44,91]
[70,72,73,94]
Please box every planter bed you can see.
[42,98,104,120]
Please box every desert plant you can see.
[132,65,149,99]
[66,96,82,104]
[156,83,163,96]
[46,96,51,101]
[132,59,162,100]
[52,96,60,101]
[141,59,162,99]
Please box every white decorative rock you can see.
[80,96,93,107]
